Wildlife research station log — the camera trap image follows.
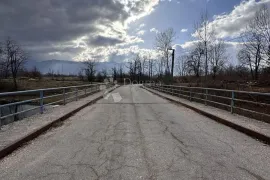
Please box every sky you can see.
[1,0,270,65]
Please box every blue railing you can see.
[145,84,270,122]
[0,83,112,126]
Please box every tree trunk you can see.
[13,76,17,91]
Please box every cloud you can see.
[0,0,159,61]
[74,45,160,63]
[150,28,159,34]
[88,35,124,47]
[173,40,244,65]
[204,0,270,38]
[180,29,188,33]
[139,24,145,28]
[137,30,145,36]
[136,23,146,31]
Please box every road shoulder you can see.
[142,86,270,145]
[0,85,119,159]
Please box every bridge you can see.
[0,84,269,180]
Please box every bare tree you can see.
[155,28,176,74]
[176,56,187,76]
[118,64,123,82]
[101,68,107,81]
[186,42,204,77]
[141,55,148,76]
[1,39,11,79]
[84,59,96,83]
[111,67,118,81]
[134,54,142,81]
[153,55,165,78]
[252,5,270,64]
[147,53,154,80]
[194,11,215,82]
[3,38,27,90]
[209,40,227,79]
[238,12,264,80]
[126,60,134,80]
[78,70,84,81]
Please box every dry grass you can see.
[174,76,270,93]
[0,77,94,105]
[0,76,89,92]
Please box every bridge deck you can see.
[0,85,269,180]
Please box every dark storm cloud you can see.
[0,0,127,43]
[0,0,159,60]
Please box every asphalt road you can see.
[0,85,269,180]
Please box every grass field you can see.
[0,77,95,106]
[0,76,90,92]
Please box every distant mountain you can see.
[25,60,120,75]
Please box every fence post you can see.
[205,89,208,106]
[40,91,44,114]
[231,91,235,114]
[63,89,66,105]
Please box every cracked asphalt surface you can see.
[0,85,269,180]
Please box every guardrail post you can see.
[76,88,78,101]
[40,91,44,114]
[205,89,208,106]
[190,88,192,101]
[63,89,66,105]
[231,91,235,114]
[0,106,2,127]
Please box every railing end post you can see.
[63,89,66,105]
[231,91,235,114]
[40,90,44,114]
[205,89,208,106]
[190,88,192,101]
[76,88,78,101]
[0,106,2,128]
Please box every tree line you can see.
[176,5,270,84]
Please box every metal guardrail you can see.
[0,83,113,126]
[145,84,270,122]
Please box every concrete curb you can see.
[142,86,270,145]
[0,86,120,160]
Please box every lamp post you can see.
[168,48,175,78]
